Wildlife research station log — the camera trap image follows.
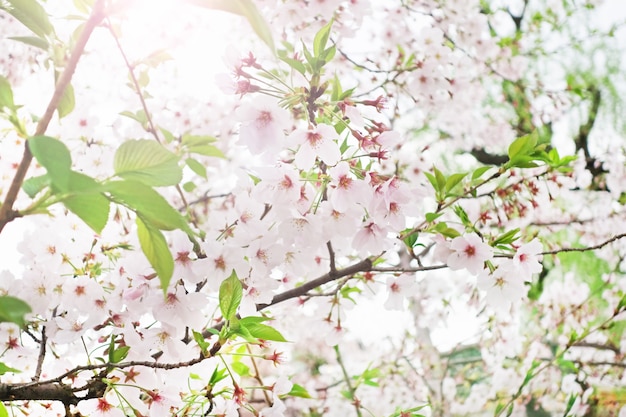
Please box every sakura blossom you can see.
[447,233,493,275]
[1,0,625,416]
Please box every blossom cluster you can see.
[0,0,625,416]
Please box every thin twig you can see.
[33,326,47,381]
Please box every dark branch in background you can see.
[507,0,529,32]
[469,148,509,166]
[0,1,106,234]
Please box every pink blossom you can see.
[76,396,124,417]
[511,238,543,279]
[236,96,290,155]
[292,123,341,169]
[447,234,493,275]
[328,161,371,211]
[477,260,526,311]
[352,220,391,255]
[384,273,418,310]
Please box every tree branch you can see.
[0,0,106,234]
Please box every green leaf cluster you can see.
[216,270,288,346]
[424,167,467,203]
[25,136,195,291]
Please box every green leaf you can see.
[0,362,21,376]
[219,270,242,321]
[231,361,251,376]
[186,0,274,52]
[423,172,439,192]
[208,367,228,385]
[0,401,8,417]
[444,172,467,193]
[104,180,191,233]
[239,320,288,342]
[182,181,196,192]
[181,134,217,146]
[114,139,182,187]
[185,157,207,179]
[0,75,15,110]
[0,295,31,327]
[278,52,306,75]
[425,212,443,223]
[403,230,418,248]
[187,144,225,158]
[471,166,491,180]
[313,19,333,57]
[492,228,520,246]
[110,346,130,363]
[136,217,174,291]
[6,0,54,39]
[285,383,311,399]
[507,133,537,160]
[57,83,75,119]
[433,167,446,191]
[61,172,110,234]
[28,136,72,191]
[119,110,148,125]
[229,317,256,343]
[193,330,210,352]
[22,174,50,198]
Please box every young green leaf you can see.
[136,217,174,292]
[219,270,243,321]
[313,19,333,57]
[22,174,50,198]
[239,320,288,342]
[27,136,72,191]
[0,362,20,376]
[231,361,251,376]
[507,133,537,161]
[0,75,15,110]
[6,0,55,39]
[114,139,182,187]
[285,383,312,399]
[471,166,491,180]
[193,330,210,353]
[57,83,75,119]
[444,172,467,194]
[104,180,191,234]
[61,172,110,234]
[110,346,130,363]
[185,158,208,179]
[0,295,32,328]
[492,228,520,246]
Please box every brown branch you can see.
[256,257,373,310]
[0,1,106,234]
[33,326,47,381]
[541,232,626,256]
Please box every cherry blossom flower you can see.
[236,96,290,156]
[447,233,493,275]
[76,396,124,417]
[384,274,418,310]
[291,124,341,170]
[328,161,371,212]
[511,238,543,279]
[352,220,391,256]
[477,260,526,311]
